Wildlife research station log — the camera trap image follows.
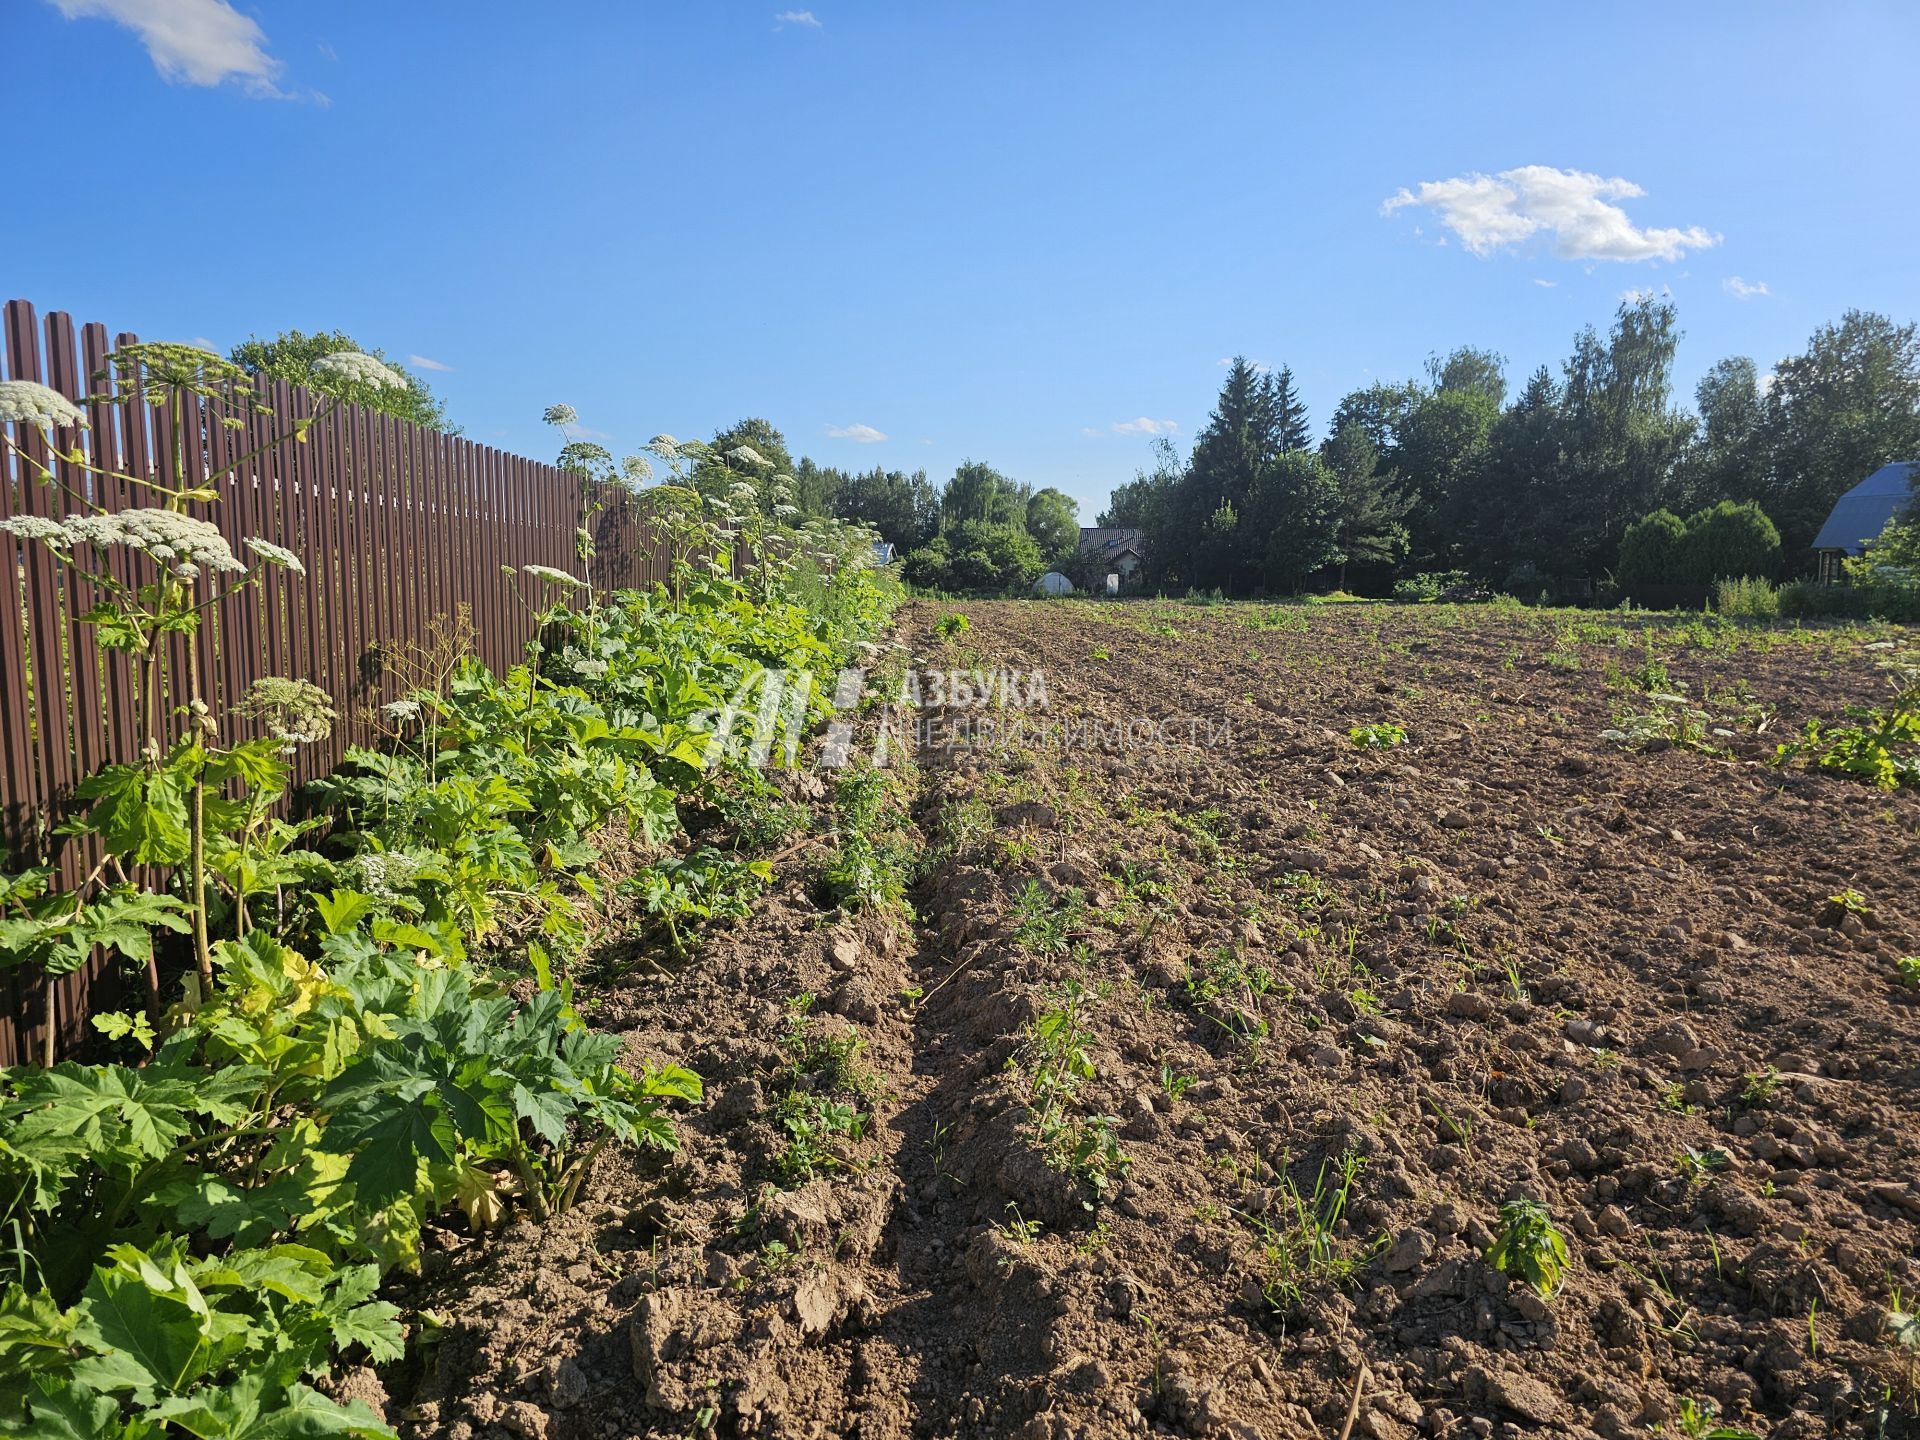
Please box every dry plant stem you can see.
[1334,1363,1370,1440]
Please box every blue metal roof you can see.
[1812,461,1917,554]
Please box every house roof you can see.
[1077,526,1144,555]
[1812,462,1917,554]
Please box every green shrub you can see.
[1619,501,1782,592]
[1617,509,1688,588]
[904,520,1044,594]
[1714,575,1779,619]
[1682,500,1781,583]
[1392,570,1470,604]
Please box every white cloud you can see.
[1619,284,1673,303]
[1723,276,1770,300]
[51,0,295,94]
[1532,278,1557,288]
[407,353,453,372]
[774,9,822,27]
[825,422,886,443]
[1382,165,1718,264]
[1112,417,1178,436]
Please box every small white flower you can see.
[0,515,73,547]
[0,380,86,430]
[382,698,423,721]
[522,563,587,588]
[543,403,578,426]
[622,454,653,484]
[311,351,408,392]
[726,445,770,468]
[243,536,305,574]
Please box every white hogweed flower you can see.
[243,536,305,573]
[648,433,681,461]
[621,454,653,484]
[543,403,578,426]
[0,515,74,547]
[382,698,423,721]
[351,850,424,899]
[522,563,587,588]
[0,380,86,430]
[773,503,800,519]
[240,675,334,751]
[311,351,408,392]
[726,445,769,468]
[65,509,245,580]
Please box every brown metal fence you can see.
[0,298,671,1064]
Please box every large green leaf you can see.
[159,1174,306,1247]
[148,1372,393,1440]
[68,1260,209,1398]
[314,1267,402,1363]
[509,1082,572,1146]
[2,1375,158,1440]
[312,891,375,938]
[72,764,192,866]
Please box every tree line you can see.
[666,420,1084,593]
[236,302,1920,601]
[1102,299,1920,596]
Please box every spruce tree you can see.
[1270,364,1313,452]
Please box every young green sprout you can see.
[1348,721,1407,750]
[1675,1397,1760,1440]
[1485,1198,1571,1299]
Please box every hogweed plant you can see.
[0,344,398,1031]
[0,388,896,1436]
[1774,649,1920,790]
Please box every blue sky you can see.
[7,2,1919,521]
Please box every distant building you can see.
[871,540,896,567]
[1034,571,1073,597]
[1812,462,1915,582]
[1076,526,1145,586]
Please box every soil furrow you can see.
[394,598,1920,1440]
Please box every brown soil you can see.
[382,600,1920,1440]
